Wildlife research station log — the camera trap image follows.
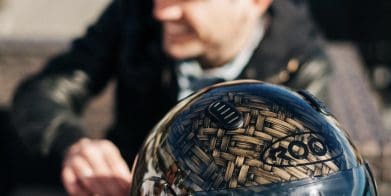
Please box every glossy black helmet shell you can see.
[130,80,377,195]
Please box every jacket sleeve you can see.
[287,50,334,105]
[11,0,123,161]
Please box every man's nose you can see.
[153,0,183,21]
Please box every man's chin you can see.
[164,46,203,61]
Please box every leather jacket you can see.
[11,0,332,166]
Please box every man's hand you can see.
[62,138,132,196]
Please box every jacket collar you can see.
[238,0,325,84]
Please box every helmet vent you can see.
[207,101,243,130]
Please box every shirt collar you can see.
[176,18,266,100]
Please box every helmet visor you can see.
[192,164,377,196]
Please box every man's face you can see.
[153,0,268,66]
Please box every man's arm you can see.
[11,0,122,161]
[11,1,136,195]
[286,50,333,104]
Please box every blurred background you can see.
[0,0,390,195]
[0,0,114,138]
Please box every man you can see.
[11,0,331,195]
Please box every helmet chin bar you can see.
[130,80,377,195]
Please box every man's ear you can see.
[253,0,273,15]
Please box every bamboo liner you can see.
[158,91,342,192]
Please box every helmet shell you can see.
[130,80,377,195]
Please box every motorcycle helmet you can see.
[130,80,377,195]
